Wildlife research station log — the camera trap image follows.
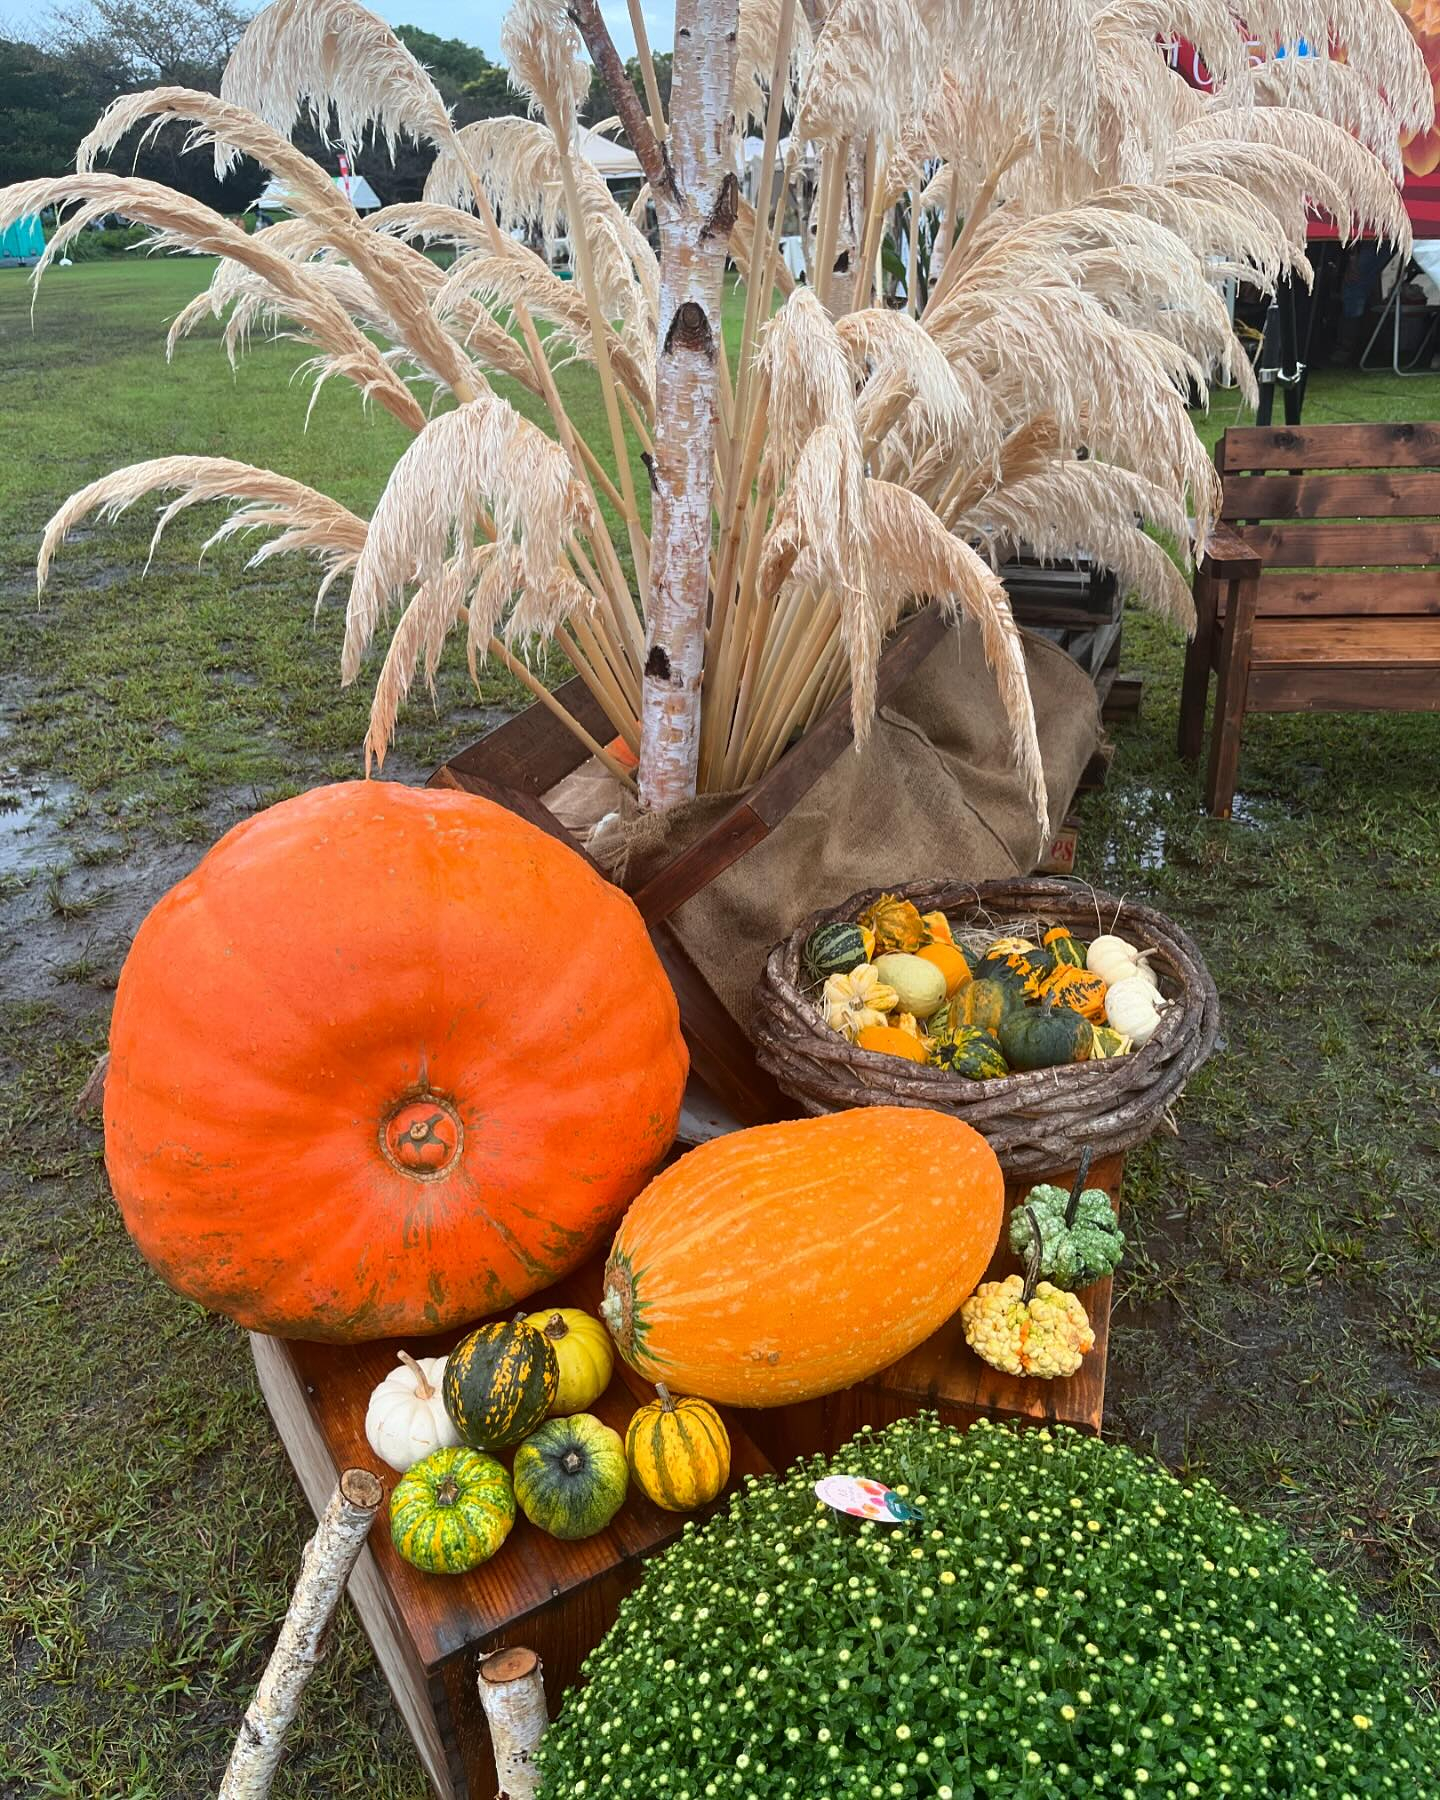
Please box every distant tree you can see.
[0,38,101,186]
[6,7,672,214]
[15,0,260,208]
[580,50,673,132]
[393,23,499,98]
[42,0,249,85]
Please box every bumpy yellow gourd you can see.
[961,1275,1094,1378]
[960,1208,1094,1379]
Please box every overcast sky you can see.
[0,0,665,60]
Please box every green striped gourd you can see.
[803,921,873,981]
[933,1026,1008,1080]
[443,1320,558,1451]
[389,1445,515,1574]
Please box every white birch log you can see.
[218,1467,383,1800]
[478,1647,549,1800]
[637,0,740,811]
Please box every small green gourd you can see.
[998,1002,1093,1071]
[803,921,872,982]
[1007,1148,1125,1287]
[933,1026,1008,1080]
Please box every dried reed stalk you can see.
[6,0,1427,814]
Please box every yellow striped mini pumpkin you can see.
[625,1384,731,1513]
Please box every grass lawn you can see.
[2,256,1438,1797]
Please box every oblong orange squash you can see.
[104,782,687,1341]
[600,1108,1004,1407]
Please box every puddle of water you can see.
[1112,783,1286,873]
[1227,792,1279,829]
[0,776,75,879]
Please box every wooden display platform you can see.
[256,1151,1121,1799]
[252,1259,774,1800]
[251,617,1127,1796]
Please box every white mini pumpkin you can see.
[1104,974,1169,1047]
[364,1350,460,1473]
[1086,933,1159,993]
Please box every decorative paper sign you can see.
[814,1476,924,1523]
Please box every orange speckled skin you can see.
[104,782,687,1342]
[603,1107,1004,1407]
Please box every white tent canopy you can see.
[575,125,643,182]
[249,174,382,213]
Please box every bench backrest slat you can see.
[1221,469,1440,520]
[1233,519,1440,568]
[1218,422,1440,471]
[1215,425,1440,615]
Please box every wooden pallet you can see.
[1002,556,1141,796]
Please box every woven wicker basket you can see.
[751,877,1220,1177]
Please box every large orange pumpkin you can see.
[600,1107,1003,1407]
[104,782,687,1341]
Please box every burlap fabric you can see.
[549,622,1104,1027]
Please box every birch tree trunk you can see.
[638,0,740,811]
[218,1468,382,1800]
[567,0,738,811]
[478,1647,549,1799]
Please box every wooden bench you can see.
[1179,422,1440,817]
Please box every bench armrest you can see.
[1200,521,1263,578]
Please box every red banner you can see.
[1396,0,1440,233]
[1169,5,1440,237]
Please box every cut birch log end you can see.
[75,1050,109,1118]
[218,1467,383,1800]
[478,1646,548,1800]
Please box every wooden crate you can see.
[252,1261,773,1800]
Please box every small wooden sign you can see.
[1039,818,1079,875]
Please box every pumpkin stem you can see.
[397,1349,434,1401]
[1020,1207,1045,1306]
[561,1449,584,1475]
[544,1312,569,1340]
[656,1382,676,1413]
[436,1476,460,1507]
[600,1263,635,1354]
[1065,1147,1094,1228]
